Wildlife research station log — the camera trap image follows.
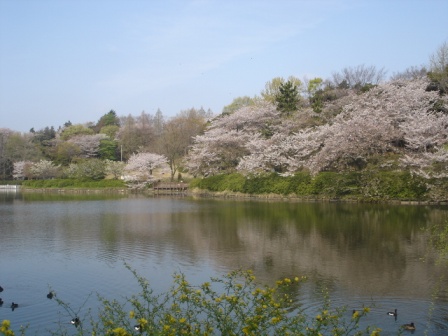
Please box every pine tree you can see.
[275,80,300,116]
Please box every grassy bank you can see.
[21,178,126,189]
[190,171,448,203]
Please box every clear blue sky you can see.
[1,0,447,133]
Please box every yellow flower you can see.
[179,318,186,323]
[138,318,147,327]
[1,320,11,329]
[129,310,135,319]
[112,327,131,336]
[1,320,14,336]
[271,317,281,324]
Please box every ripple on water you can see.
[296,291,448,336]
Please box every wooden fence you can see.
[153,182,188,195]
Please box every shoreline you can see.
[6,186,447,205]
[187,189,448,205]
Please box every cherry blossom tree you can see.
[186,77,447,179]
[123,152,167,187]
[299,78,445,174]
[30,160,60,179]
[68,134,107,158]
[185,102,280,176]
[13,161,33,180]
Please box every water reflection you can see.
[0,192,447,335]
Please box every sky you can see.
[1,0,447,133]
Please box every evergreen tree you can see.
[275,80,300,116]
[95,110,120,132]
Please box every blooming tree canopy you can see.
[68,134,108,158]
[186,78,448,178]
[123,152,168,187]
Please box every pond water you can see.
[0,191,447,335]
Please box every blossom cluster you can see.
[186,78,448,178]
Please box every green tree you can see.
[94,110,120,133]
[261,76,302,103]
[4,132,43,162]
[32,126,56,155]
[54,141,81,165]
[73,159,106,180]
[306,77,324,113]
[307,77,323,97]
[275,80,300,116]
[0,130,18,179]
[99,125,119,139]
[60,124,94,140]
[222,96,256,115]
[99,138,118,160]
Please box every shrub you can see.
[10,267,379,336]
[190,170,436,201]
[289,172,313,195]
[359,171,427,200]
[309,172,360,197]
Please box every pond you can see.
[0,191,447,335]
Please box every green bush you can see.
[190,174,228,191]
[290,172,313,195]
[243,174,291,195]
[310,172,361,197]
[223,173,246,192]
[359,171,427,200]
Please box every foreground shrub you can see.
[2,267,381,336]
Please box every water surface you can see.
[0,192,447,335]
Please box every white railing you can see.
[0,185,20,190]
